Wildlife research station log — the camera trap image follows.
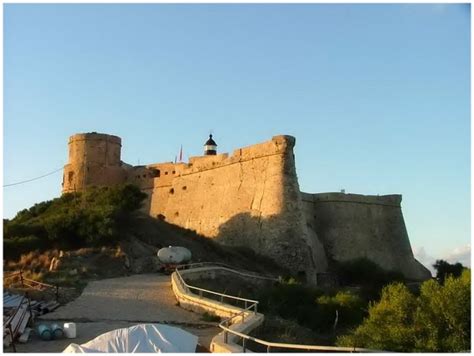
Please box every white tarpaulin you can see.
[63,324,198,353]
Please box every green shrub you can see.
[257,283,323,318]
[3,184,147,260]
[257,283,367,333]
[334,258,405,301]
[413,269,471,351]
[337,270,471,352]
[4,221,46,241]
[316,291,366,327]
[4,235,48,259]
[433,259,465,284]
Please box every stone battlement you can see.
[301,192,402,207]
[68,132,122,145]
[182,135,295,174]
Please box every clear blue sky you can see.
[4,4,470,266]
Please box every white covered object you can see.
[157,246,192,264]
[62,324,198,353]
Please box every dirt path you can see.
[6,274,220,353]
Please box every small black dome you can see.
[204,134,217,146]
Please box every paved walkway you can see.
[9,274,220,352]
[41,274,203,323]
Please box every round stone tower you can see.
[62,132,127,193]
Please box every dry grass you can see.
[7,250,60,274]
[18,251,36,267]
[4,246,127,290]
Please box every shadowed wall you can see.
[301,192,431,280]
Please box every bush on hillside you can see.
[4,184,147,260]
[257,282,367,333]
[334,258,405,301]
[316,291,366,328]
[433,259,465,285]
[4,235,48,259]
[336,270,471,352]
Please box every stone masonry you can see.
[62,132,431,283]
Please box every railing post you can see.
[254,303,258,315]
[199,290,203,298]
[242,338,246,353]
[221,295,224,303]
[224,330,228,344]
[244,300,247,310]
[267,345,271,353]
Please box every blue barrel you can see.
[51,323,64,339]
[37,324,52,341]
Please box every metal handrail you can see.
[175,262,384,353]
[175,263,260,308]
[219,310,384,353]
[176,262,277,281]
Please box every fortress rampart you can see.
[62,132,431,283]
[301,192,429,280]
[142,136,325,280]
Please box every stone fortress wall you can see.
[62,132,431,283]
[300,193,430,281]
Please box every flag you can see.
[174,155,177,164]
[179,145,183,162]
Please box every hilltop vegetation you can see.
[4,185,147,259]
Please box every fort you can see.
[62,132,431,283]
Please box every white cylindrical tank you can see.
[157,246,192,264]
[63,322,77,339]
